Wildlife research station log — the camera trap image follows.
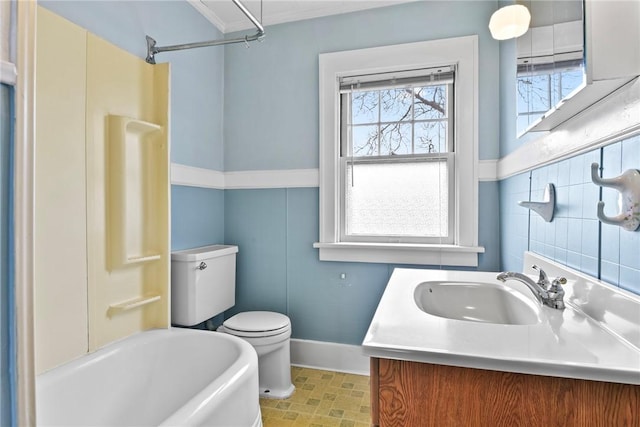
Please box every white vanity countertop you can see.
[362,260,640,385]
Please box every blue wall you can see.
[37,0,502,347]
[171,186,225,251]
[41,0,226,171]
[224,1,500,171]
[40,1,228,251]
[221,1,502,344]
[496,0,640,296]
[225,184,499,345]
[500,137,640,295]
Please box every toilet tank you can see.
[171,245,238,326]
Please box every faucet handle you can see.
[550,277,567,290]
[547,277,567,310]
[531,265,550,288]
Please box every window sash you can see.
[339,154,455,244]
[338,72,455,244]
[340,83,454,158]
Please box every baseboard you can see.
[290,339,370,376]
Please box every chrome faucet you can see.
[496,265,566,310]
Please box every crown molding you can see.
[187,0,227,33]
[190,0,418,34]
[223,1,410,33]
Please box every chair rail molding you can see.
[171,161,500,190]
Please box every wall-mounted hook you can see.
[590,162,640,231]
[519,183,555,222]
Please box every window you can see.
[340,67,454,244]
[315,36,483,266]
[516,57,584,134]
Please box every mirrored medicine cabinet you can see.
[516,0,640,137]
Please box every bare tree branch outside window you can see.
[516,66,583,134]
[349,85,448,157]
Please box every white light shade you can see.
[489,4,531,40]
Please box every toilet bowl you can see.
[218,311,295,399]
[171,245,295,400]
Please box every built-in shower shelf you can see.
[107,114,165,270]
[108,295,162,317]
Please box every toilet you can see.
[171,245,295,399]
[218,311,294,399]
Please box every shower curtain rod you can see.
[145,0,265,64]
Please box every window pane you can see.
[413,86,447,120]
[517,115,534,135]
[346,161,448,237]
[379,89,412,122]
[380,123,411,155]
[351,91,379,124]
[560,67,584,99]
[352,124,379,156]
[414,121,447,154]
[518,74,551,113]
[517,77,533,113]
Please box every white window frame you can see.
[314,35,484,266]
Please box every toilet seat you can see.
[223,311,291,338]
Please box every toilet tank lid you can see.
[171,245,238,261]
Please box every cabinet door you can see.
[586,0,640,82]
[374,358,639,426]
[34,7,88,374]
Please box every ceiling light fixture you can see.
[489,4,531,40]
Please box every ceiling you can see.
[189,0,419,33]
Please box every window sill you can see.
[312,242,484,267]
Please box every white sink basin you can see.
[414,281,542,325]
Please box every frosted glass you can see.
[346,161,448,237]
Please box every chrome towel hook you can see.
[590,162,640,231]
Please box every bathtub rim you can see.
[36,327,262,427]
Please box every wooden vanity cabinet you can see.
[370,358,639,427]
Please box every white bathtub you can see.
[36,328,262,426]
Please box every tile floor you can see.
[260,366,371,427]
